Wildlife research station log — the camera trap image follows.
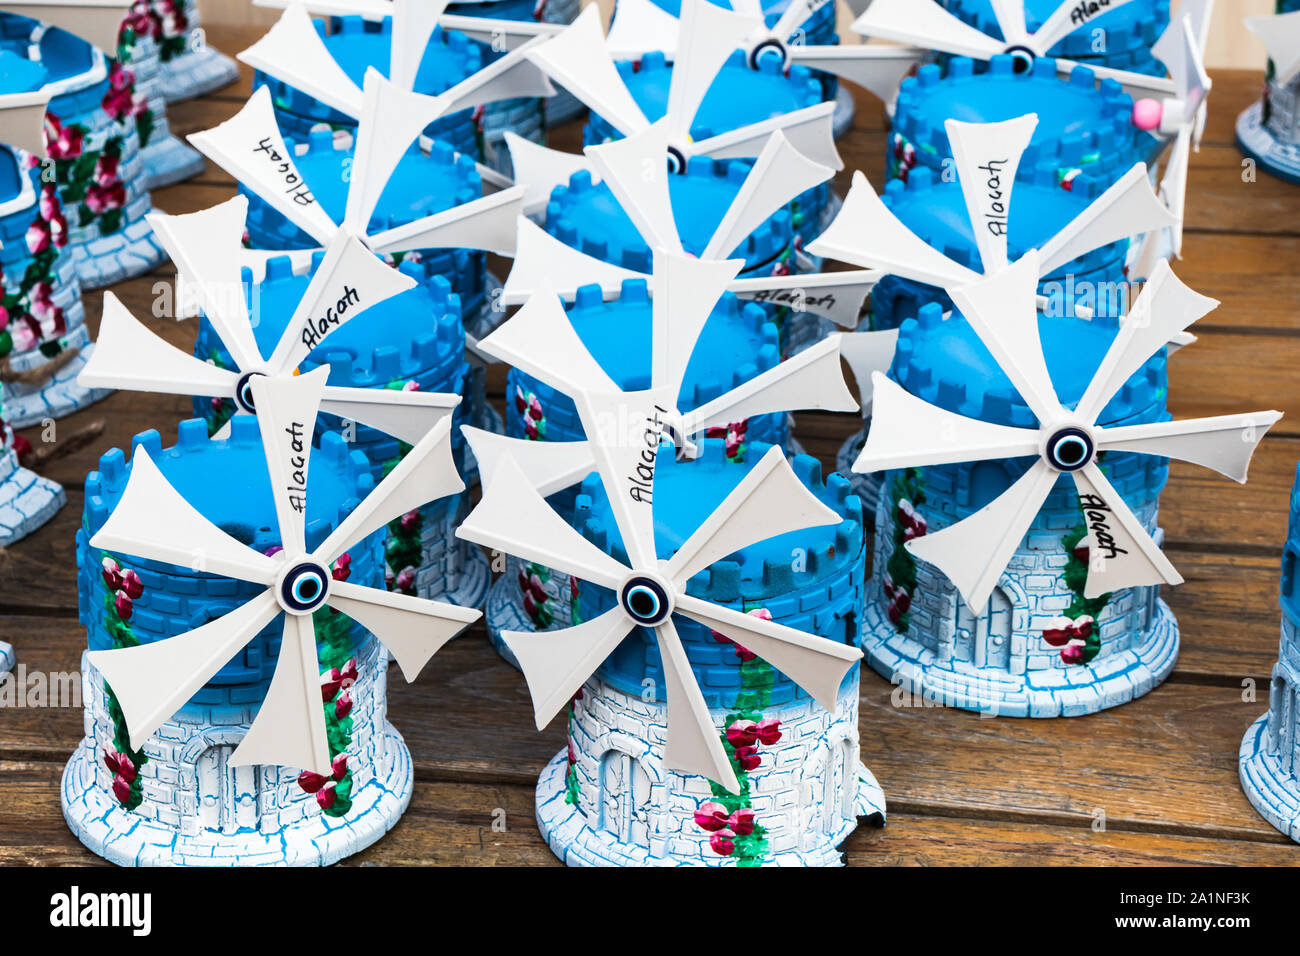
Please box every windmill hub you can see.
[747,38,788,71]
[619,572,674,626]
[235,371,265,414]
[1004,45,1037,74]
[664,144,689,176]
[276,559,333,616]
[1043,425,1096,473]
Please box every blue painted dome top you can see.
[260,129,482,238]
[894,56,1146,179]
[238,253,466,390]
[317,16,480,97]
[891,301,1167,429]
[0,48,46,92]
[575,437,863,602]
[606,50,822,141]
[563,279,779,409]
[547,160,792,271]
[84,419,373,560]
[0,20,97,83]
[882,163,1127,278]
[944,0,1169,58]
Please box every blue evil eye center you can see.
[280,562,330,613]
[747,38,787,70]
[1046,427,1094,472]
[620,576,671,625]
[665,145,688,176]
[1005,45,1036,73]
[235,371,261,413]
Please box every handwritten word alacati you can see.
[627,406,669,505]
[253,136,316,207]
[300,284,361,351]
[284,421,308,515]
[977,158,1010,238]
[1079,493,1129,561]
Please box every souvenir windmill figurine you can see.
[240,0,555,174]
[0,49,113,429]
[64,363,479,866]
[853,252,1281,717]
[1240,461,1300,844]
[151,0,240,102]
[1238,3,1300,184]
[457,301,885,864]
[0,0,169,288]
[809,113,1175,509]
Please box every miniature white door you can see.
[598,750,650,844]
[821,737,858,835]
[195,744,260,834]
[954,587,1012,669]
[1271,675,1297,777]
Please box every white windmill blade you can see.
[806,171,980,289]
[248,368,331,555]
[651,252,744,403]
[502,606,637,729]
[1156,127,1192,259]
[945,114,1037,275]
[187,87,339,247]
[238,3,366,118]
[264,231,417,375]
[1056,58,1175,100]
[0,0,130,52]
[344,70,450,234]
[252,0,389,15]
[230,613,332,773]
[432,34,557,115]
[526,3,651,136]
[948,252,1061,425]
[90,450,283,584]
[1155,0,1213,98]
[1098,411,1283,484]
[783,45,924,105]
[477,279,618,396]
[88,591,283,752]
[1246,9,1300,86]
[1031,0,1143,53]
[839,329,901,416]
[654,617,741,792]
[682,334,861,437]
[987,0,1030,47]
[315,414,465,565]
[1068,463,1181,599]
[662,0,762,144]
[908,460,1060,612]
[1074,259,1218,423]
[674,595,860,714]
[319,385,460,445]
[605,0,683,58]
[369,186,526,257]
[851,0,1004,61]
[147,198,264,372]
[326,579,479,681]
[501,216,642,305]
[585,125,683,254]
[700,131,833,262]
[572,388,675,570]
[727,270,881,330]
[768,0,833,43]
[456,453,631,592]
[0,88,51,157]
[461,425,596,499]
[664,444,840,585]
[1037,163,1176,275]
[854,373,1040,472]
[79,293,242,397]
[505,133,595,216]
[438,14,566,50]
[389,0,449,91]
[690,100,842,170]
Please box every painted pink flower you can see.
[693,801,729,832]
[297,769,327,793]
[93,152,120,188]
[1060,642,1085,665]
[399,510,420,532]
[726,719,758,748]
[331,754,348,781]
[85,182,126,214]
[402,380,419,392]
[321,667,342,702]
[103,750,136,782]
[0,305,8,332]
[111,775,132,804]
[25,219,50,254]
[101,556,122,591]
[49,211,68,248]
[114,590,133,620]
[340,658,358,686]
[119,569,144,599]
[728,808,755,836]
[708,829,736,856]
[315,780,337,810]
[335,692,353,720]
[38,185,59,221]
[514,387,528,414]
[44,116,84,159]
[394,567,415,592]
[733,745,761,772]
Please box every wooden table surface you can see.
[2,29,1299,866]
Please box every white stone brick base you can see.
[1239,712,1300,843]
[157,36,240,103]
[862,597,1179,718]
[66,197,167,289]
[141,133,205,190]
[535,671,886,866]
[2,338,113,427]
[0,447,65,547]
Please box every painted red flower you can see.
[693,801,729,832]
[334,692,353,720]
[755,718,782,746]
[331,754,348,781]
[734,745,761,772]
[321,667,343,702]
[25,219,50,254]
[316,780,337,810]
[728,808,755,836]
[112,775,132,804]
[708,829,736,856]
[101,557,122,591]
[394,566,415,592]
[85,182,126,214]
[119,569,144,599]
[93,152,120,188]
[297,769,327,793]
[44,116,84,159]
[114,591,133,620]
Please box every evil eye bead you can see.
[1005,45,1036,74]
[747,38,788,70]
[1045,427,1094,472]
[235,371,261,413]
[620,576,672,626]
[279,561,330,614]
[665,144,688,175]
